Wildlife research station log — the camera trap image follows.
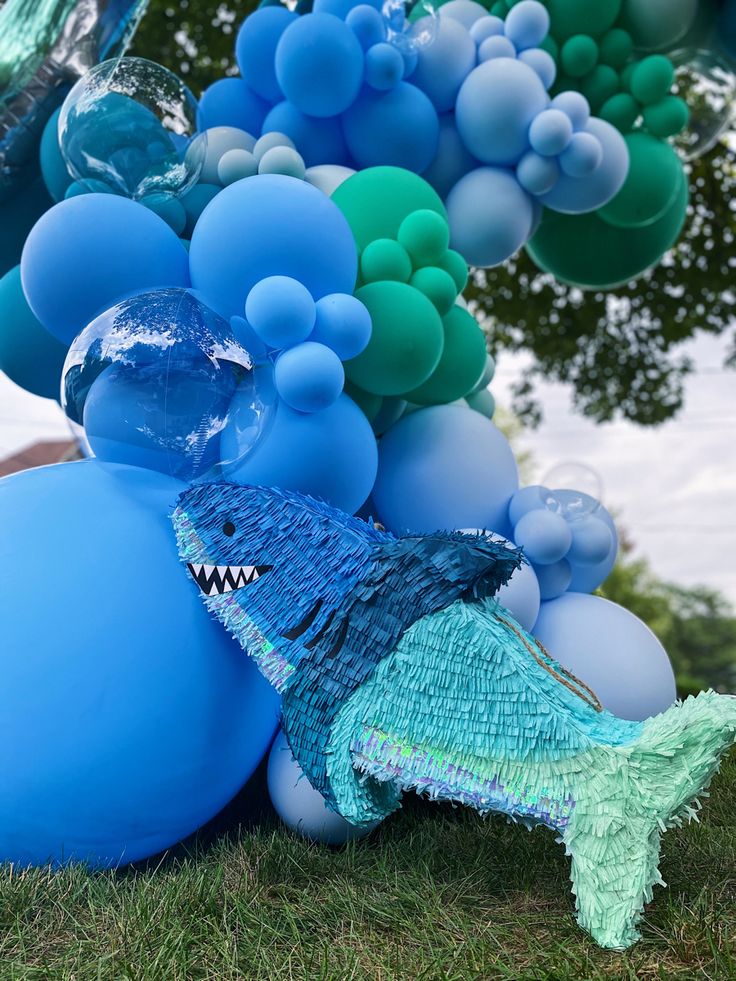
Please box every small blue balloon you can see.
[253,131,296,162]
[223,392,378,515]
[517,151,559,195]
[197,78,269,135]
[559,132,603,178]
[311,293,372,360]
[421,112,479,199]
[263,101,349,167]
[447,166,534,267]
[551,491,618,593]
[313,0,382,18]
[409,17,477,113]
[518,48,557,89]
[21,193,190,344]
[40,108,73,203]
[514,508,572,565]
[508,484,550,526]
[529,109,573,156]
[365,42,405,91]
[236,6,298,103]
[567,514,614,566]
[246,275,316,349]
[439,0,488,29]
[217,149,258,186]
[478,35,517,61]
[469,15,505,44]
[258,146,307,179]
[275,13,365,118]
[538,118,628,215]
[533,558,572,601]
[550,91,590,131]
[274,341,345,412]
[504,0,550,51]
[345,4,387,48]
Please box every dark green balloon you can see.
[599,132,683,229]
[404,304,487,406]
[344,380,383,422]
[547,0,622,40]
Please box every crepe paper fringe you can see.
[172,483,736,951]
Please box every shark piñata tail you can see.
[172,482,736,950]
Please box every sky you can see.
[1,328,734,603]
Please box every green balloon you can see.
[642,96,690,139]
[598,28,633,69]
[620,0,697,51]
[332,167,446,252]
[346,281,444,396]
[547,0,622,40]
[397,209,449,267]
[580,64,620,111]
[600,92,640,132]
[598,132,683,229]
[410,266,458,316]
[361,238,412,283]
[438,248,469,293]
[467,388,496,420]
[404,305,487,406]
[526,166,689,289]
[344,380,383,422]
[561,35,600,78]
[630,55,675,105]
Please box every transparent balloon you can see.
[383,0,439,56]
[671,48,736,160]
[58,56,207,199]
[542,462,604,522]
[62,289,276,483]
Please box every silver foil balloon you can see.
[0,0,148,202]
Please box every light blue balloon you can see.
[365,41,405,91]
[263,101,350,167]
[529,109,573,156]
[567,515,614,566]
[268,730,377,844]
[0,265,68,400]
[342,82,440,173]
[439,0,488,29]
[517,150,560,195]
[508,484,550,526]
[533,558,572,600]
[496,556,541,632]
[518,48,557,89]
[514,508,572,565]
[447,166,535,267]
[236,6,298,103]
[311,293,372,359]
[313,0,382,19]
[420,112,479,199]
[504,0,550,51]
[197,78,270,135]
[246,275,316,348]
[274,341,345,413]
[218,149,259,186]
[40,108,73,203]
[199,127,256,185]
[559,132,603,178]
[373,404,518,535]
[21,193,190,344]
[478,35,517,61]
[553,490,618,593]
[258,146,307,179]
[538,118,629,215]
[469,16,505,44]
[0,460,280,867]
[533,593,676,721]
[223,392,378,515]
[409,17,477,113]
[189,175,358,319]
[550,91,590,130]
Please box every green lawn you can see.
[2,753,734,981]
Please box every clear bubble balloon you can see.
[671,48,736,161]
[383,0,439,56]
[542,462,604,522]
[59,57,207,200]
[62,289,275,482]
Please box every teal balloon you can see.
[0,177,53,279]
[40,108,73,203]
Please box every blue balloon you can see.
[514,508,572,565]
[263,101,349,167]
[508,484,550,526]
[559,132,603,178]
[199,127,256,184]
[567,515,614,566]
[21,193,190,344]
[538,118,629,215]
[518,48,557,89]
[373,405,518,534]
[447,166,534,267]
[504,0,550,50]
[439,0,488,29]
[189,175,358,319]
[364,42,405,91]
[409,17,477,113]
[314,0,382,17]
[224,392,377,514]
[0,460,280,867]
[0,265,68,400]
[345,4,387,49]
[554,491,618,593]
[421,112,479,199]
[529,109,573,156]
[516,150,560,195]
[274,341,345,412]
[197,78,270,135]
[496,556,541,632]
[342,82,439,172]
[275,13,365,118]
[533,558,572,600]
[268,730,377,844]
[455,58,548,166]
[533,593,676,721]
[246,275,316,348]
[40,108,73,203]
[311,292,372,360]
[236,6,298,103]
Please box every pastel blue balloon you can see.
[455,58,548,165]
[514,508,572,565]
[533,594,676,721]
[224,392,377,514]
[217,149,258,186]
[504,0,550,51]
[508,484,550,526]
[40,108,73,203]
[373,405,518,535]
[199,128,256,185]
[197,78,269,135]
[439,0,488,29]
[275,13,365,118]
[538,118,629,215]
[567,514,614,566]
[189,175,358,319]
[469,16,505,44]
[253,131,296,162]
[258,146,307,179]
[263,101,350,167]
[550,91,590,131]
[0,265,68,400]
[552,490,618,593]
[268,730,377,844]
[342,82,439,173]
[518,49,557,89]
[365,42,405,91]
[414,113,477,199]
[478,35,517,61]
[529,109,573,156]
[345,4,387,48]
[447,166,534,267]
[559,132,603,178]
[311,293,372,359]
[246,275,316,348]
[409,16,477,113]
[496,556,541,632]
[21,193,190,344]
[533,558,572,600]
[236,6,298,103]
[0,460,280,867]
[517,151,560,195]
[274,341,345,412]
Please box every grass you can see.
[1,753,735,981]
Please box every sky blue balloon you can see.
[533,593,676,721]
[409,16,477,113]
[455,58,549,166]
[514,508,572,565]
[533,557,572,600]
[346,4,387,48]
[40,108,73,203]
[223,392,377,515]
[373,404,518,535]
[496,556,541,632]
[274,341,345,413]
[447,166,535,267]
[504,0,550,50]
[364,42,405,92]
[236,6,297,103]
[199,127,256,184]
[263,101,349,167]
[311,293,372,360]
[21,193,190,344]
[0,460,280,867]
[197,78,270,135]
[314,0,382,17]
[554,490,618,593]
[508,484,551,526]
[421,112,479,199]
[439,0,488,29]
[342,82,439,172]
[246,275,316,349]
[567,514,614,566]
[275,13,365,118]
[538,118,629,215]
[189,175,358,319]
[0,265,68,400]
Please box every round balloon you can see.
[263,101,350,167]
[404,303,487,405]
[533,593,677,722]
[0,460,280,867]
[197,78,270,135]
[40,108,73,203]
[342,83,440,173]
[236,5,298,103]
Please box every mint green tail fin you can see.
[564,690,736,950]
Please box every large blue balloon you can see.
[263,101,350,167]
[421,112,479,199]
[533,593,676,722]
[189,175,358,319]
[373,404,519,534]
[21,194,190,345]
[236,6,298,103]
[197,78,270,134]
[0,266,68,400]
[0,460,280,867]
[409,16,477,113]
[223,392,377,515]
